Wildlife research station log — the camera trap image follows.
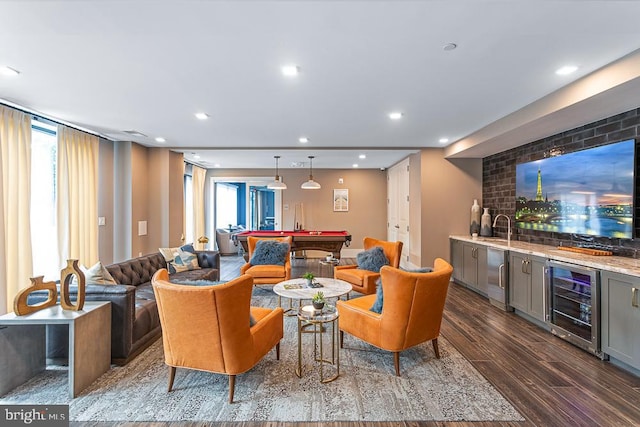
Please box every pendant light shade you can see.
[267,155,287,190]
[301,155,321,189]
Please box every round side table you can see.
[296,304,340,383]
[319,258,340,277]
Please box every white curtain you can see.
[57,125,99,268]
[192,165,207,248]
[0,106,33,315]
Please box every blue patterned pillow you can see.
[369,266,433,314]
[357,246,389,272]
[250,240,289,266]
[169,248,200,273]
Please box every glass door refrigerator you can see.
[546,260,604,358]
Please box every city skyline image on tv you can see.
[515,139,635,239]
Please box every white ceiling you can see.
[1,1,640,169]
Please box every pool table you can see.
[234,230,351,260]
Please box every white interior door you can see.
[387,158,410,267]
[397,158,410,267]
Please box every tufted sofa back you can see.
[107,253,167,287]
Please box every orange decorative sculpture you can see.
[13,276,58,315]
[60,259,86,311]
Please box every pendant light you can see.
[301,155,321,189]
[267,155,287,190]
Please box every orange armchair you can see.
[334,237,403,294]
[240,236,292,285]
[151,269,283,403]
[336,258,453,376]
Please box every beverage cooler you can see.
[546,260,603,358]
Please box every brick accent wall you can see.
[482,107,640,257]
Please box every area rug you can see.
[0,289,523,422]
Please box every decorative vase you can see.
[470,199,481,236]
[480,208,492,237]
[13,276,58,315]
[306,278,313,287]
[313,301,325,310]
[60,259,86,311]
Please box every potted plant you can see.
[312,291,325,310]
[302,272,315,287]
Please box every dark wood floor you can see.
[72,256,640,427]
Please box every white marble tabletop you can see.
[274,277,352,300]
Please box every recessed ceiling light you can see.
[155,137,166,143]
[194,112,209,120]
[359,154,366,159]
[299,137,309,143]
[193,154,201,159]
[439,138,449,144]
[214,163,221,168]
[556,65,578,75]
[0,66,20,77]
[352,164,359,168]
[281,65,300,77]
[388,112,403,120]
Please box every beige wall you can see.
[168,151,185,247]
[130,143,149,258]
[419,149,482,265]
[102,143,184,262]
[97,139,114,265]
[207,168,388,255]
[100,145,480,265]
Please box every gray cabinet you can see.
[450,239,487,295]
[509,253,546,322]
[600,270,640,370]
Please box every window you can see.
[216,183,238,229]
[30,119,59,280]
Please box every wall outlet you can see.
[98,216,106,226]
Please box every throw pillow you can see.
[357,246,389,272]
[250,240,289,266]
[180,243,196,253]
[159,247,180,262]
[84,261,118,285]
[370,277,384,314]
[72,261,118,285]
[169,248,201,273]
[369,266,434,314]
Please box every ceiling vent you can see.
[123,130,148,138]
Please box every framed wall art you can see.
[333,189,349,212]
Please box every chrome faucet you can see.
[492,214,512,247]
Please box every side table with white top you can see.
[0,301,111,398]
[296,304,340,383]
[273,277,352,314]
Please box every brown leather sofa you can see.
[29,250,220,365]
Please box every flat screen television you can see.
[515,139,635,239]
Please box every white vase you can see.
[470,199,481,236]
[480,208,492,237]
